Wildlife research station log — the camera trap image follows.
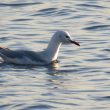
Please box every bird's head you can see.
[54,30,80,46]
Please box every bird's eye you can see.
[65,36,69,38]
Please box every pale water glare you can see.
[0,0,110,110]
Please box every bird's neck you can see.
[43,36,62,63]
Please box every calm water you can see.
[0,0,110,110]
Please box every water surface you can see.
[0,0,110,110]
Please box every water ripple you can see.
[11,19,32,22]
[0,2,42,7]
[77,4,106,9]
[84,25,110,31]
[94,96,110,101]
[21,104,56,110]
[0,104,12,109]
[32,8,72,17]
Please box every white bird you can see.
[0,31,80,65]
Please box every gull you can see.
[0,30,80,65]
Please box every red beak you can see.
[70,40,80,46]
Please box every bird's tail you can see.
[0,47,9,61]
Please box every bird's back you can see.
[0,47,45,64]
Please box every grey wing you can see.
[0,48,23,59]
[0,47,44,63]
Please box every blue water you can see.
[0,0,110,110]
